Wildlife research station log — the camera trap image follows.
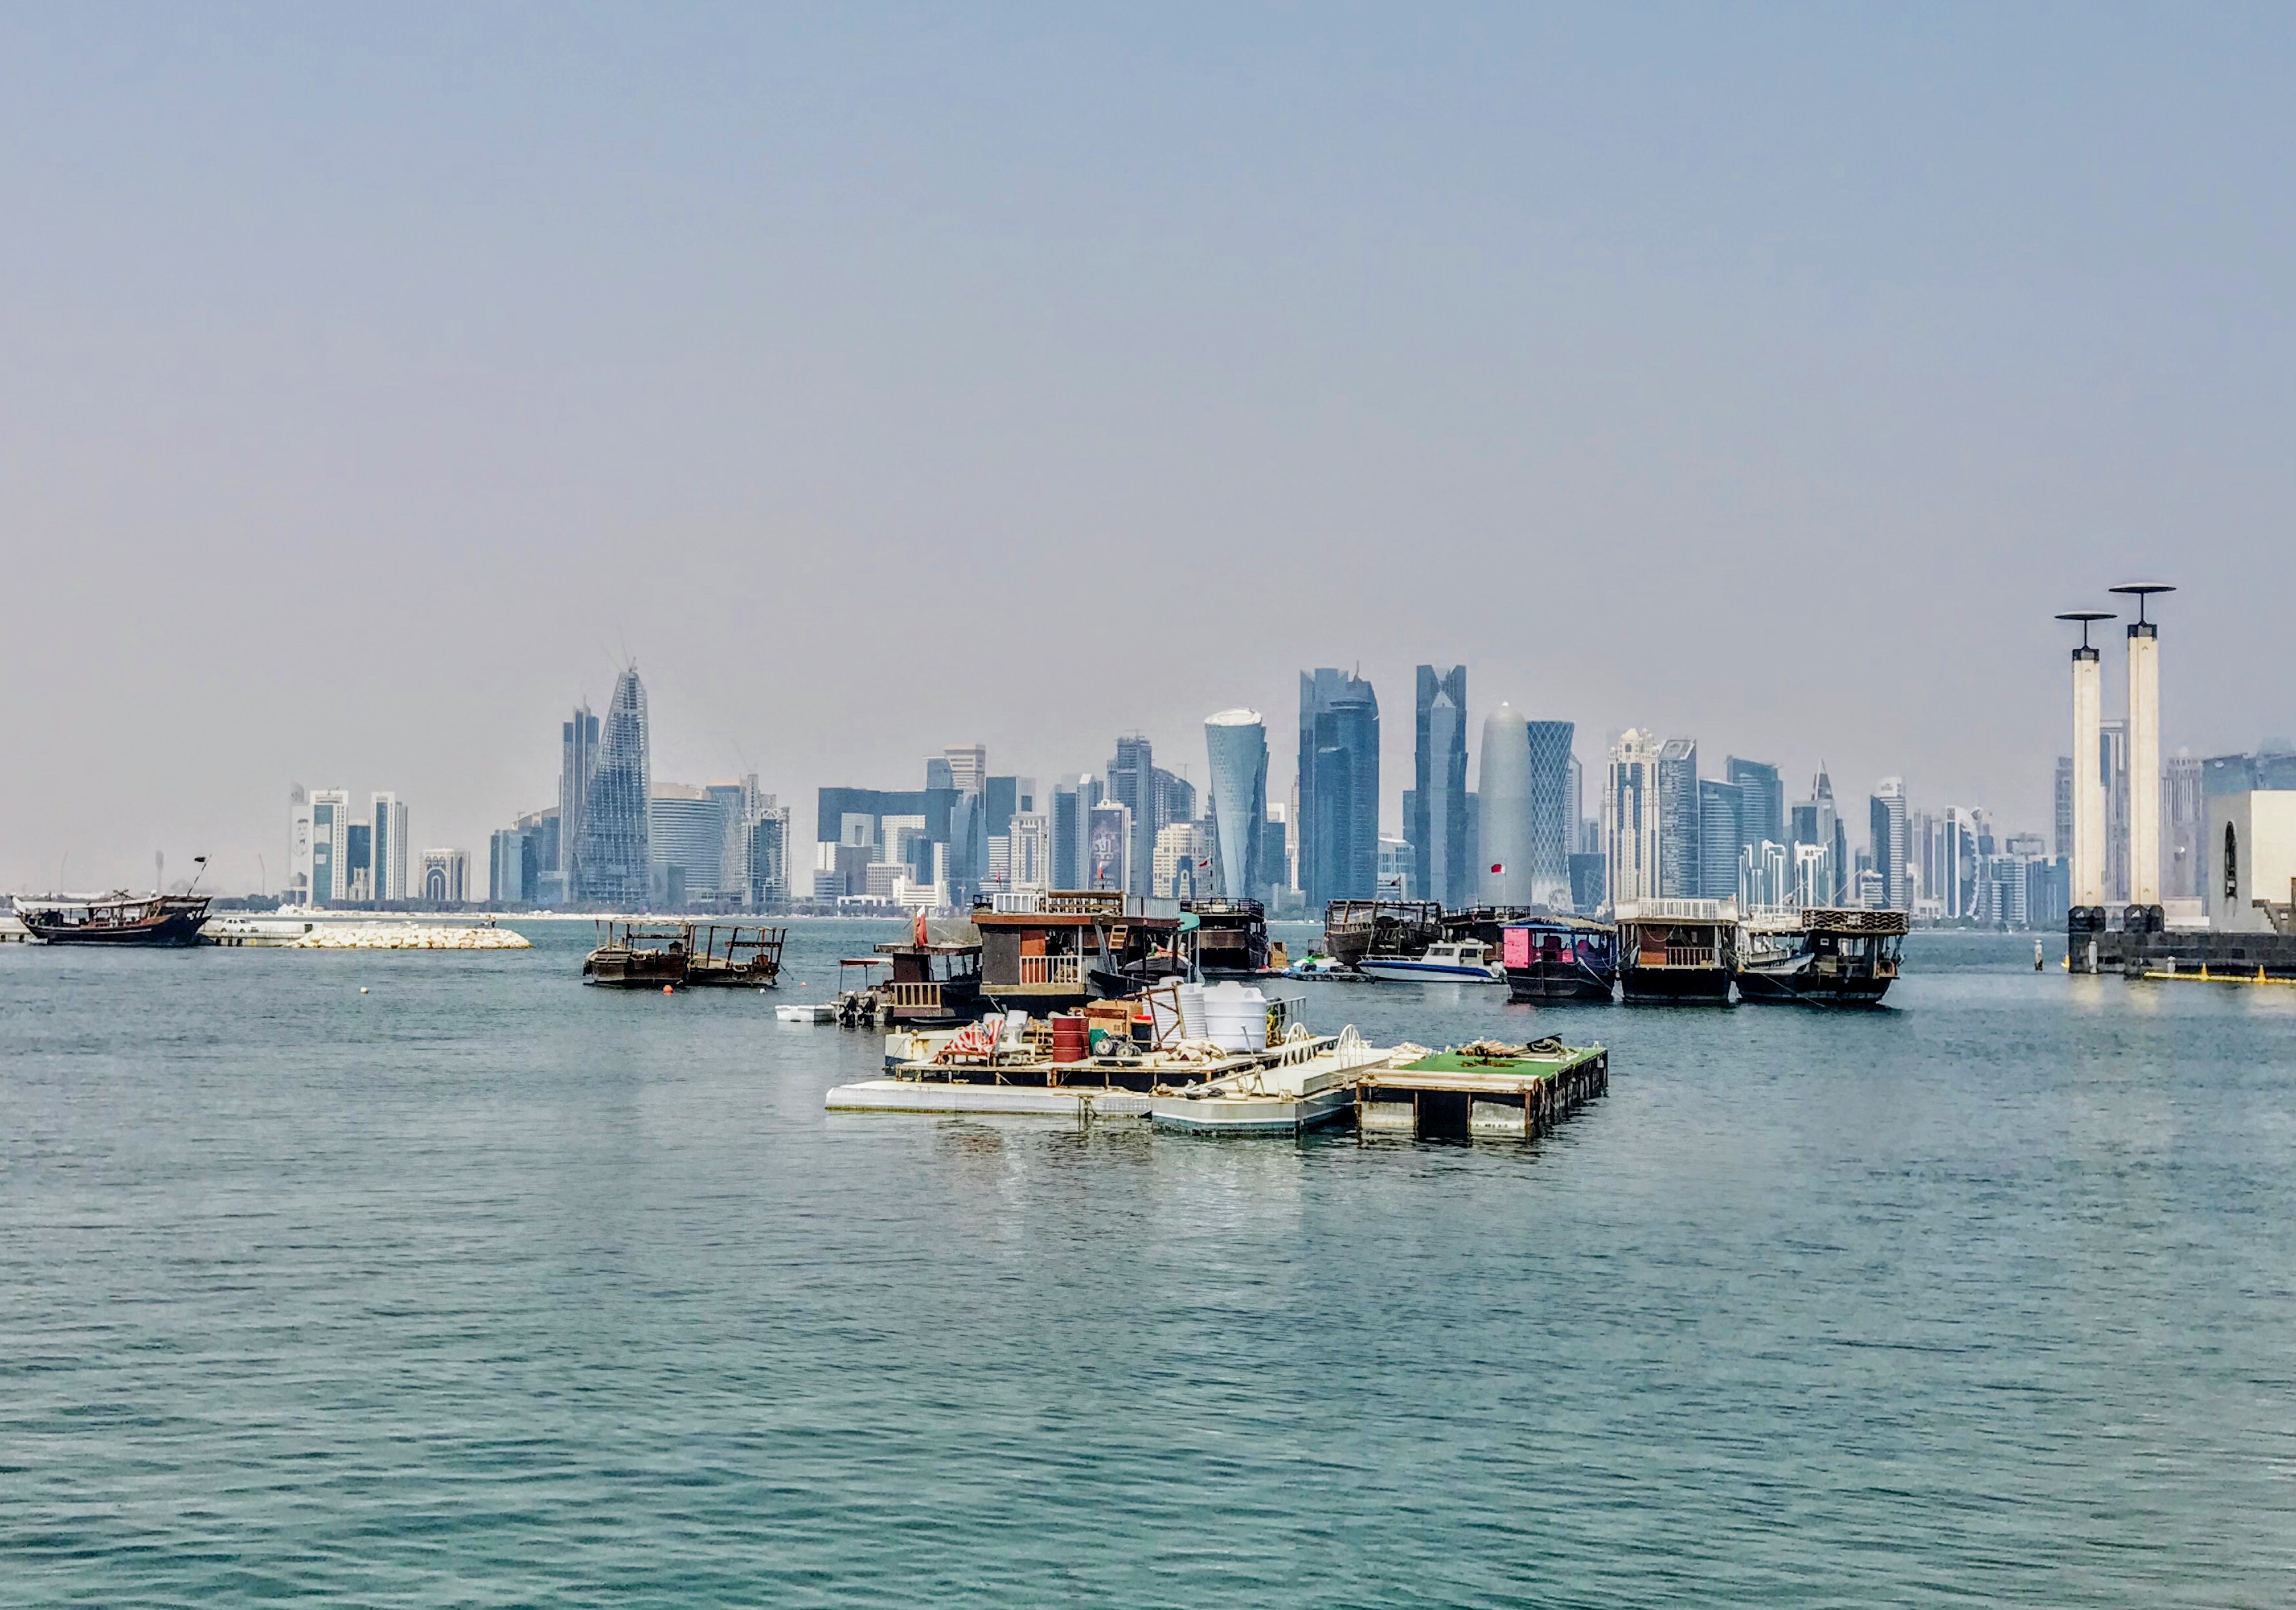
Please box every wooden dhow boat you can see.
[1735,906,1905,1005]
[13,890,212,947]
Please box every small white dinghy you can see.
[776,1003,837,1023]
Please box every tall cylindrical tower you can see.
[2057,613,2113,919]
[1477,704,1534,907]
[2111,583,2174,921]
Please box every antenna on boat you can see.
[187,856,208,896]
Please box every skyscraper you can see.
[1087,801,1132,892]
[1477,704,1533,906]
[560,705,599,896]
[1413,665,1470,909]
[1298,668,1380,906]
[577,666,651,909]
[1605,730,1661,908]
[1698,779,1742,902]
[1204,709,1269,902]
[1655,738,1700,899]
[2102,717,2131,904]
[2164,749,2204,900]
[942,745,987,794]
[2053,756,2075,862]
[309,788,349,907]
[1051,775,1100,890]
[1524,720,1575,910]
[1107,734,1157,898]
[1724,757,1783,888]
[1869,778,1908,911]
[287,784,313,906]
[372,792,409,904]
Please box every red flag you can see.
[1490,863,1504,874]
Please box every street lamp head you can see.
[2107,582,2174,625]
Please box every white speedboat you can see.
[1357,941,1506,984]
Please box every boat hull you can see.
[1503,966,1616,1002]
[584,950,688,987]
[1357,960,1504,984]
[1618,964,1733,1003]
[1735,964,1894,1006]
[22,910,208,946]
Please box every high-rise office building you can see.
[1051,775,1100,890]
[1153,822,1215,899]
[1299,668,1380,906]
[1261,805,1291,902]
[577,667,651,909]
[560,705,599,896]
[2102,718,2130,904]
[2164,749,2204,900]
[2053,757,2075,861]
[1204,709,1269,903]
[371,792,409,904]
[345,823,373,903]
[1791,767,1842,907]
[1477,704,1533,907]
[651,783,732,906]
[1697,779,1742,902]
[942,745,987,794]
[1087,801,1132,892]
[1605,730,1661,908]
[1655,739,1700,899]
[1869,778,1908,911]
[309,788,350,907]
[287,784,313,906]
[1413,666,1470,909]
[1107,735,1157,898]
[489,827,529,905]
[748,799,792,906]
[1008,812,1052,892]
[1725,757,1784,849]
[1725,757,1783,890]
[1524,721,1575,910]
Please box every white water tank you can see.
[1201,982,1268,1051]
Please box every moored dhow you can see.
[1614,899,1738,1003]
[14,891,212,946]
[1499,915,1618,1001]
[583,922,784,988]
[1735,906,1905,1005]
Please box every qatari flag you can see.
[1490,863,1504,875]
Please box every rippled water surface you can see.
[5,923,2295,1606]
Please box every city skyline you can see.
[8,11,2295,891]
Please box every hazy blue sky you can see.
[5,4,2292,890]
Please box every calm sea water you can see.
[4,922,2293,1607]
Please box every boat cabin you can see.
[1321,899,1444,968]
[1184,897,1271,975]
[973,890,1186,1009]
[868,919,985,1023]
[1614,899,1739,1003]
[1498,916,1618,1002]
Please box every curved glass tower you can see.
[1204,709,1268,902]
[1524,720,1575,910]
[577,666,652,910]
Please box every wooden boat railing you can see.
[1019,955,1083,986]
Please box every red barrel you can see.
[1050,1015,1087,1062]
